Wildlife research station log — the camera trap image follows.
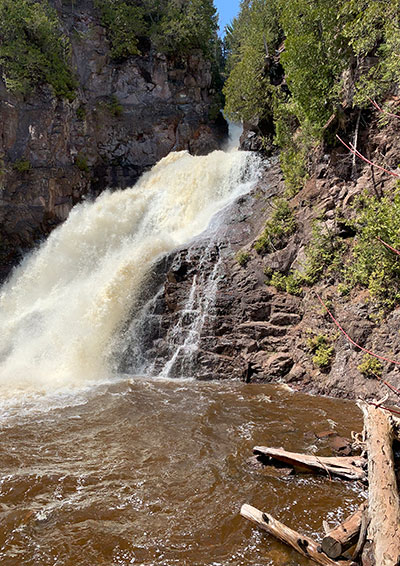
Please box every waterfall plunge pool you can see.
[0,378,364,566]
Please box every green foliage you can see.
[13,158,31,172]
[96,0,219,60]
[273,97,320,195]
[223,0,400,195]
[155,0,218,56]
[236,250,251,267]
[307,333,334,370]
[302,219,346,285]
[106,95,123,117]
[76,106,86,121]
[76,153,89,173]
[340,0,400,104]
[357,354,383,378]
[269,270,303,295]
[223,0,281,122]
[0,0,76,98]
[254,198,296,254]
[343,190,400,306]
[337,283,350,296]
[223,0,349,194]
[279,0,347,130]
[95,0,147,59]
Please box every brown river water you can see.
[0,378,365,566]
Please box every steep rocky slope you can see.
[0,0,226,277]
[124,109,400,401]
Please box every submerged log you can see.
[240,504,356,566]
[253,446,366,481]
[321,503,366,559]
[358,402,400,566]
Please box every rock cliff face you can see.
[0,0,227,277]
[121,113,400,400]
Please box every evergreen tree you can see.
[0,0,76,98]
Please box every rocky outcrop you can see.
[121,111,400,401]
[0,0,227,277]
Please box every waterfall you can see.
[159,245,222,379]
[0,143,260,394]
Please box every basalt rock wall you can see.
[127,112,400,401]
[0,0,227,277]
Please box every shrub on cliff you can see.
[154,0,218,56]
[0,0,76,99]
[343,190,400,307]
[254,198,296,254]
[307,333,334,371]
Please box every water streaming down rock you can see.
[0,142,261,393]
[160,245,223,378]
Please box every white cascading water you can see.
[0,140,260,394]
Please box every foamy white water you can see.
[0,147,260,393]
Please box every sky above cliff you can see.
[215,0,240,36]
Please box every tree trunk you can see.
[358,402,400,566]
[253,446,366,480]
[240,504,356,566]
[321,503,366,559]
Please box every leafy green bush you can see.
[0,0,76,99]
[302,219,346,285]
[337,283,350,296]
[106,95,123,117]
[341,0,400,105]
[223,0,400,196]
[307,333,334,370]
[76,153,89,173]
[343,190,400,306]
[13,158,31,172]
[269,270,303,295]
[254,198,296,254]
[76,106,86,121]
[223,0,280,122]
[236,251,251,267]
[357,354,383,378]
[155,0,218,56]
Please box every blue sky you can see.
[214,0,241,37]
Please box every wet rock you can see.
[285,364,307,384]
[265,353,295,378]
[330,436,352,456]
[315,430,337,440]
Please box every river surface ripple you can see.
[0,380,364,566]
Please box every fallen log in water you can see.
[358,401,400,566]
[240,504,357,566]
[253,446,366,481]
[321,503,366,559]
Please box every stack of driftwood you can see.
[240,401,400,566]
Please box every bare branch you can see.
[336,135,400,178]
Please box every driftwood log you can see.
[358,402,400,566]
[321,503,366,559]
[240,504,356,566]
[253,446,366,481]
